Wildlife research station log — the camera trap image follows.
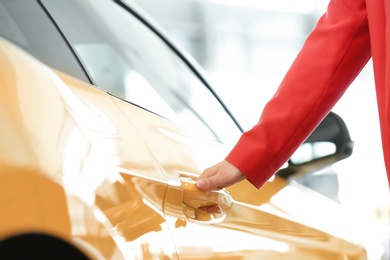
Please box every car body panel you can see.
[0,38,367,259]
[0,38,175,259]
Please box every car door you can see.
[119,98,356,260]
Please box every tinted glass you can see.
[0,0,89,82]
[42,0,241,144]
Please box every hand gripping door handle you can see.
[179,172,233,223]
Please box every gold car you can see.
[0,0,369,259]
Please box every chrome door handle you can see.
[179,172,232,223]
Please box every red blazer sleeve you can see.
[226,0,371,189]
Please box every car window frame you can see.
[114,0,244,134]
[37,0,244,143]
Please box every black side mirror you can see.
[277,111,354,179]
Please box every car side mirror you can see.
[277,111,354,179]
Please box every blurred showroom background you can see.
[132,0,389,256]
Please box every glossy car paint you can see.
[0,37,367,259]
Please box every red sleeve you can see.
[226,0,371,189]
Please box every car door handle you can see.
[179,172,233,223]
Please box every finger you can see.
[196,174,224,191]
[198,204,222,214]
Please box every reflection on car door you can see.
[111,92,350,259]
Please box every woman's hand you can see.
[196,160,246,191]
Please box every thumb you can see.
[196,176,219,191]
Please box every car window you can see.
[0,0,89,82]
[41,0,242,145]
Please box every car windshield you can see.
[39,0,242,145]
